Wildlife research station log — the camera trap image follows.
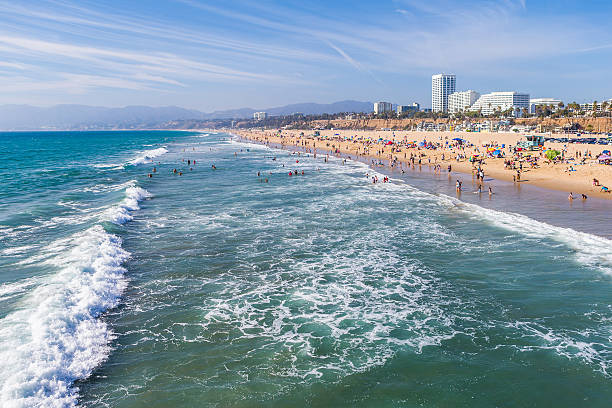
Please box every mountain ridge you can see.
[0,100,373,130]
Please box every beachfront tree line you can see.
[240,103,612,128]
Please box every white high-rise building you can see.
[253,112,268,120]
[431,74,456,113]
[448,90,480,113]
[470,92,530,116]
[373,101,393,114]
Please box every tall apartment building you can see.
[253,112,268,120]
[431,74,456,113]
[373,101,393,114]
[448,90,480,113]
[470,92,529,116]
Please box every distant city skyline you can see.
[0,0,611,111]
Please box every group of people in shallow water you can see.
[149,138,601,206]
[365,173,389,183]
[568,192,588,201]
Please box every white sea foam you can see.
[126,147,167,166]
[0,182,151,406]
[105,186,152,225]
[91,163,123,170]
[437,194,612,275]
[0,226,129,407]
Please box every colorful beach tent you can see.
[545,150,561,160]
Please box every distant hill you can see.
[204,100,373,119]
[0,104,205,130]
[0,100,373,130]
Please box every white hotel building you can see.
[448,90,480,113]
[470,92,530,116]
[374,101,393,114]
[529,98,563,114]
[431,74,456,113]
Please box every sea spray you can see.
[0,184,151,407]
[126,147,168,166]
[105,186,152,225]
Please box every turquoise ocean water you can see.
[0,131,611,407]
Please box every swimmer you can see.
[173,168,177,174]
[212,164,216,170]
[148,173,152,178]
[581,194,588,200]
[153,167,157,173]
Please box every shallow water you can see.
[0,131,610,407]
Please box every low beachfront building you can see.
[529,98,563,114]
[374,101,393,114]
[470,92,530,116]
[448,90,480,113]
[253,112,268,120]
[396,103,420,114]
[579,99,612,112]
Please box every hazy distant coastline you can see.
[0,101,373,131]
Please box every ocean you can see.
[0,130,610,407]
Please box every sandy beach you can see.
[234,129,612,200]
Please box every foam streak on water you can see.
[126,147,167,166]
[0,184,150,407]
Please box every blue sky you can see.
[0,0,611,111]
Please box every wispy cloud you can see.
[0,0,609,108]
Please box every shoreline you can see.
[232,129,612,201]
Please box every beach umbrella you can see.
[598,154,611,161]
[545,150,560,160]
